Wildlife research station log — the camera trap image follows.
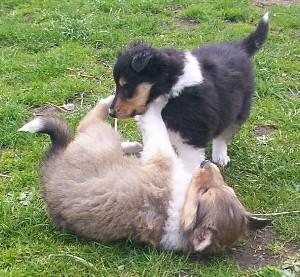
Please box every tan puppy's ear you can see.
[181,185,199,231]
[246,214,272,230]
[181,187,215,253]
[193,228,214,252]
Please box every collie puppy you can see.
[109,14,269,171]
[19,96,270,254]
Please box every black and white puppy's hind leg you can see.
[212,121,242,166]
[167,130,205,174]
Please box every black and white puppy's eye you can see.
[122,83,129,89]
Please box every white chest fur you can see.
[170,51,203,98]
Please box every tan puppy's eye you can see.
[119,77,128,87]
[201,187,209,195]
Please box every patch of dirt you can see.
[67,67,102,82]
[253,125,275,137]
[32,103,75,116]
[32,105,59,116]
[177,17,199,27]
[253,0,299,6]
[167,4,183,13]
[99,59,112,69]
[229,229,300,269]
[288,88,300,98]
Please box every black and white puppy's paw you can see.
[212,152,230,166]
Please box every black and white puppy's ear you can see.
[131,51,153,72]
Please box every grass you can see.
[0,0,299,276]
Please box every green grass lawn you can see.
[0,0,299,276]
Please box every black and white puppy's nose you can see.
[200,160,211,168]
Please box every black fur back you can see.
[162,43,255,148]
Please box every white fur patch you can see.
[212,136,230,166]
[138,111,174,162]
[168,130,205,174]
[160,160,191,251]
[170,51,203,98]
[262,12,269,23]
[18,118,44,133]
[137,98,192,251]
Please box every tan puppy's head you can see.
[181,160,271,254]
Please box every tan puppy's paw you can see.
[99,95,115,106]
[121,141,143,155]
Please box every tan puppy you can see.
[19,96,270,253]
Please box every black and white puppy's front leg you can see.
[136,95,177,162]
[121,97,179,165]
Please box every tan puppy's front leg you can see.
[77,95,114,133]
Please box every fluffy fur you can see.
[19,96,270,253]
[110,14,269,170]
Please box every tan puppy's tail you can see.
[18,116,72,155]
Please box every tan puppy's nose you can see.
[200,160,211,168]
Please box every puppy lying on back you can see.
[19,96,270,254]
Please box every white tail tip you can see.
[18,117,44,133]
[262,12,269,23]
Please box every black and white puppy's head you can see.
[110,43,182,118]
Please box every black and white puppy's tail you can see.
[240,12,269,56]
[18,117,72,156]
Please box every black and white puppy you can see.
[109,14,269,172]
